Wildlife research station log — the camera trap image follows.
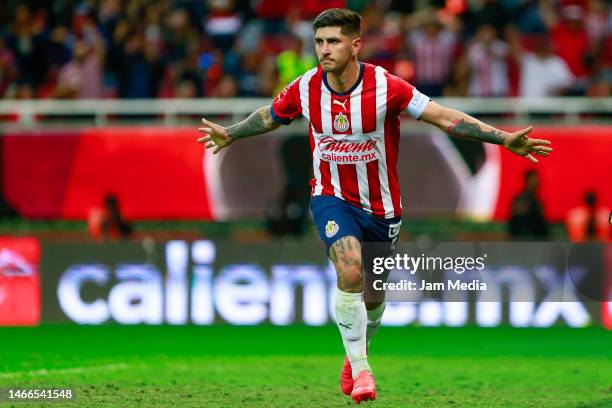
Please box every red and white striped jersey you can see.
[271,62,429,219]
[408,29,457,86]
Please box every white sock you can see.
[366,302,386,348]
[335,289,370,378]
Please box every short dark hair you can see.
[312,8,361,36]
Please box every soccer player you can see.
[197,8,552,404]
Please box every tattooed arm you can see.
[420,101,553,163]
[197,105,280,154]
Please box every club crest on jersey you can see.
[333,112,350,133]
[325,220,339,238]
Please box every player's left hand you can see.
[503,126,553,163]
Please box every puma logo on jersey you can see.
[332,99,348,110]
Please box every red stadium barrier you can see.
[1,126,611,222]
[494,126,612,223]
[2,128,214,220]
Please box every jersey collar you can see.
[322,62,364,96]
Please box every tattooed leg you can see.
[330,236,363,293]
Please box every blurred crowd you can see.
[0,0,610,100]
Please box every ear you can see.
[352,37,362,56]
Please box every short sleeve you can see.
[271,77,302,125]
[386,73,430,120]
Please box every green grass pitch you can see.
[0,325,610,407]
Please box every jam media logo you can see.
[333,112,350,132]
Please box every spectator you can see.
[0,1,608,100]
[54,23,105,99]
[47,26,72,71]
[5,81,35,99]
[258,56,279,97]
[566,191,610,242]
[213,74,239,97]
[202,48,229,97]
[175,78,199,98]
[509,32,574,97]
[586,68,612,97]
[510,0,548,34]
[41,26,72,99]
[405,9,460,96]
[509,169,549,239]
[88,194,133,242]
[238,49,264,96]
[97,0,123,45]
[112,29,166,98]
[585,0,609,47]
[165,8,199,63]
[464,24,510,97]
[0,38,17,97]
[465,0,510,34]
[5,5,48,88]
[276,35,317,94]
[174,38,205,98]
[204,0,242,52]
[359,5,402,71]
[253,0,294,35]
[541,2,591,86]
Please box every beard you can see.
[319,58,347,73]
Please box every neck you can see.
[326,59,360,94]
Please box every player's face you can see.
[314,26,361,73]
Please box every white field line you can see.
[0,363,129,379]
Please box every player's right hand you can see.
[198,118,233,154]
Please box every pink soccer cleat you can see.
[350,370,376,404]
[340,356,354,395]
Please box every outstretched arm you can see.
[420,101,553,163]
[198,105,280,154]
